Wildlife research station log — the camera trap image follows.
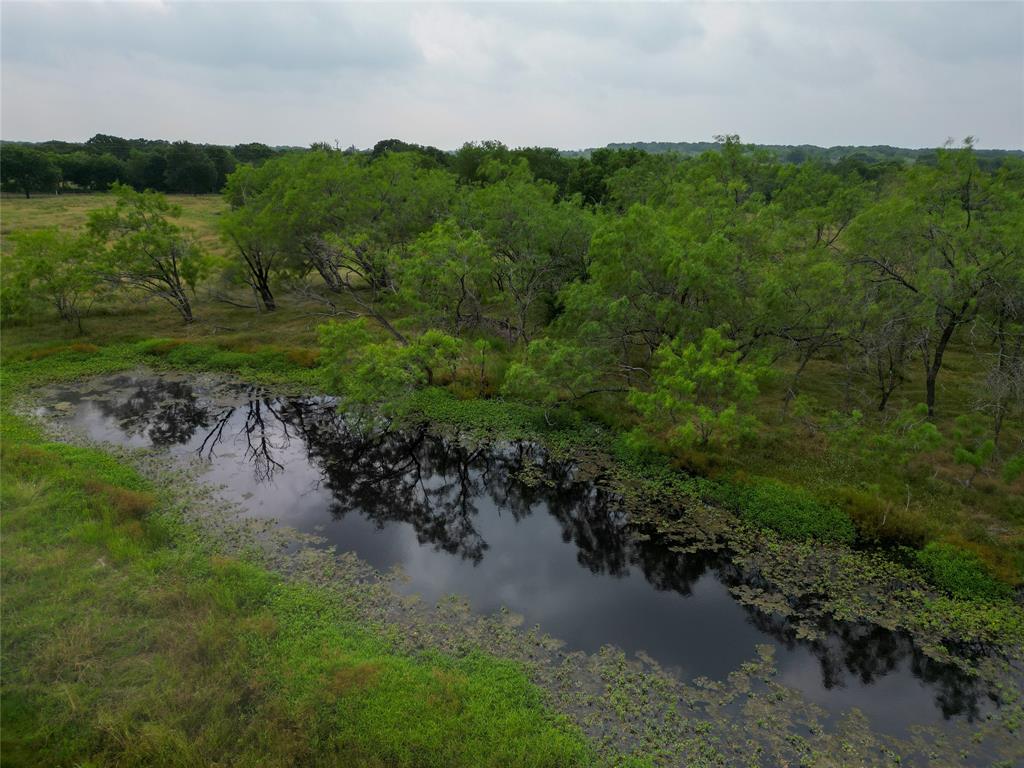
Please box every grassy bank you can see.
[0,364,594,765]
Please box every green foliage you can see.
[87,183,210,322]
[461,160,593,339]
[3,228,97,327]
[501,337,612,411]
[847,142,1024,416]
[219,161,291,310]
[915,543,1011,600]
[1003,453,1024,484]
[318,320,461,421]
[731,477,857,544]
[952,414,996,486]
[164,140,218,194]
[57,151,127,191]
[397,219,494,329]
[0,144,60,197]
[630,328,765,450]
[5,134,1024,596]
[828,403,942,471]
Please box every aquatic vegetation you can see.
[916,542,1012,600]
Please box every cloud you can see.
[2,1,1020,149]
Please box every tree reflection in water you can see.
[97,378,218,446]
[83,378,993,721]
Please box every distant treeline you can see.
[0,135,290,198]
[580,140,1023,170]
[2,133,1021,200]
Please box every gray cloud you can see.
[2,1,1020,149]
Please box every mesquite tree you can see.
[87,184,207,323]
[849,143,1023,416]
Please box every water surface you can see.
[38,373,996,735]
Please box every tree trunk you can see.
[878,387,893,412]
[924,317,959,417]
[174,290,194,323]
[256,283,276,312]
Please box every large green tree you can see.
[87,184,208,322]
[1,145,60,198]
[849,143,1024,416]
[220,162,291,311]
[4,228,97,330]
[164,141,218,194]
[630,327,767,450]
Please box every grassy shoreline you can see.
[0,354,596,766]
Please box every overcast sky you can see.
[2,1,1022,150]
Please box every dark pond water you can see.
[38,373,997,735]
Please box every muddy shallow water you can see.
[37,372,998,739]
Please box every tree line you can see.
[5,137,1023,492]
[0,134,282,197]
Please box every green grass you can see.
[1,373,593,766]
[915,542,1013,601]
[727,477,856,544]
[0,192,226,256]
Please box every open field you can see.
[1,193,226,256]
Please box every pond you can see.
[37,372,996,738]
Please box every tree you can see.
[827,403,941,473]
[461,160,592,343]
[565,147,646,206]
[371,138,450,169]
[232,142,277,165]
[1,145,60,197]
[219,163,289,311]
[5,228,97,330]
[629,327,766,450]
[511,146,572,194]
[126,149,168,191]
[452,140,509,184]
[952,414,995,487]
[319,319,460,422]
[84,133,134,160]
[395,219,494,332]
[58,152,126,191]
[266,150,455,340]
[849,142,1023,416]
[87,184,207,322]
[164,141,217,194]
[501,337,620,421]
[205,145,237,190]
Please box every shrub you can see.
[83,479,156,521]
[135,338,186,356]
[285,348,320,369]
[736,477,856,544]
[915,542,1012,600]
[831,484,931,547]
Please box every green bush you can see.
[736,477,856,543]
[135,337,186,356]
[915,542,1012,600]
